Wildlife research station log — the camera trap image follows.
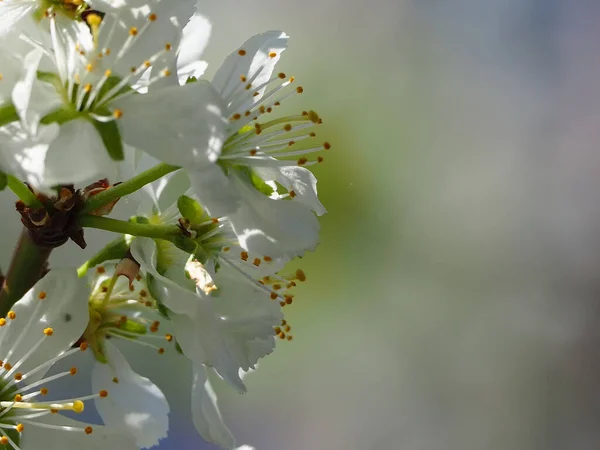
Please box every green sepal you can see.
[40,107,80,125]
[0,103,19,128]
[0,172,7,191]
[238,166,273,196]
[177,195,205,224]
[185,76,198,84]
[91,111,124,161]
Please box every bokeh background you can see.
[4,0,600,449]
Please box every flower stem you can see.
[79,215,180,240]
[0,229,52,317]
[7,176,44,208]
[80,163,179,214]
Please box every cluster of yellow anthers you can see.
[91,266,173,355]
[0,291,110,444]
[221,49,332,169]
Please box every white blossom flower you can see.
[85,262,237,449]
[0,268,136,450]
[83,263,171,448]
[129,181,302,391]
[5,4,224,191]
[185,31,328,259]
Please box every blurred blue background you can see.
[4,1,600,449]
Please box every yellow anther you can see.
[112,377,119,383]
[144,60,152,68]
[104,69,112,77]
[324,142,331,150]
[289,190,297,198]
[284,124,292,131]
[270,292,278,300]
[85,426,93,434]
[129,27,138,36]
[7,311,16,320]
[278,72,286,79]
[38,291,47,300]
[238,49,246,56]
[223,247,230,252]
[264,256,273,262]
[15,424,23,433]
[44,327,54,336]
[0,318,6,327]
[99,390,108,398]
[40,388,48,395]
[165,334,173,342]
[83,83,92,93]
[287,335,294,341]
[4,363,12,371]
[240,75,247,82]
[96,266,106,274]
[14,394,22,402]
[113,109,123,119]
[165,43,172,51]
[253,258,261,267]
[158,348,165,354]
[0,437,8,445]
[86,13,102,27]
[296,86,304,94]
[240,251,249,261]
[231,113,241,120]
[14,373,22,381]
[148,13,157,21]
[73,400,84,413]
[80,342,88,351]
[86,63,93,72]
[269,52,277,58]
[297,157,308,166]
[162,69,171,76]
[70,367,77,376]
[317,156,324,163]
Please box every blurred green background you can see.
[4,1,600,449]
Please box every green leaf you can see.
[177,195,205,224]
[91,114,124,161]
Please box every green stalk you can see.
[79,215,180,240]
[0,229,51,317]
[81,163,179,214]
[7,176,44,208]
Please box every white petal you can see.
[188,164,241,217]
[178,12,211,73]
[254,165,327,216]
[0,46,22,104]
[0,122,58,194]
[228,174,320,259]
[21,414,137,450]
[42,119,116,188]
[172,264,281,392]
[212,31,288,111]
[191,364,235,449]
[130,238,199,317]
[12,48,62,135]
[114,81,228,167]
[0,3,35,37]
[92,341,169,449]
[0,269,89,382]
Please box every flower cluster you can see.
[0,1,328,449]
